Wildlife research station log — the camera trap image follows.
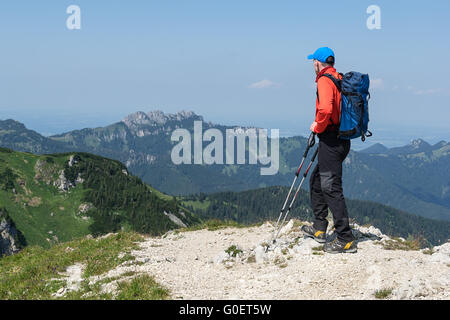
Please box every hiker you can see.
[301,47,357,253]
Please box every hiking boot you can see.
[323,238,357,254]
[301,225,326,243]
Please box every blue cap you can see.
[307,47,335,63]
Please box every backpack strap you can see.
[316,73,342,101]
[316,73,343,129]
[321,74,342,92]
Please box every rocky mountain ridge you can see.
[50,219,450,300]
[1,112,449,221]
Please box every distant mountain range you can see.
[1,111,449,222]
[359,139,448,155]
[1,147,447,253]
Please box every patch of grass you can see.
[374,288,393,299]
[292,220,304,228]
[274,256,287,268]
[288,238,300,249]
[225,245,243,257]
[181,219,246,232]
[0,232,143,299]
[63,278,114,300]
[310,245,324,255]
[116,274,169,300]
[181,199,211,211]
[381,238,421,251]
[121,271,137,278]
[422,248,434,255]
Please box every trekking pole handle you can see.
[303,132,316,158]
[308,132,316,148]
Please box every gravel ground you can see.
[93,220,449,300]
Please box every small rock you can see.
[213,252,229,265]
[278,219,294,237]
[429,242,450,264]
[254,246,266,264]
[293,238,317,255]
[165,257,176,263]
[56,287,66,296]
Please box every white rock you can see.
[393,277,430,299]
[433,242,450,254]
[274,246,282,256]
[278,219,294,237]
[428,242,450,264]
[254,246,266,264]
[293,238,317,256]
[429,253,450,264]
[213,251,229,265]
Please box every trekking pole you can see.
[270,133,316,242]
[272,146,319,242]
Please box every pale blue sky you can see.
[0,0,449,147]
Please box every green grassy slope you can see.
[0,232,169,300]
[0,147,200,249]
[0,148,91,247]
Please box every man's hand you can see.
[310,122,318,133]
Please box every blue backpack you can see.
[320,71,372,141]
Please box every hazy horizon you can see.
[1,1,449,150]
[1,107,448,151]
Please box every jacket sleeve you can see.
[314,77,334,134]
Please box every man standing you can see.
[301,47,357,253]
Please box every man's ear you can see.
[313,60,319,73]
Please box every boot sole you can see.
[303,234,326,244]
[323,248,357,254]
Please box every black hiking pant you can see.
[309,130,354,243]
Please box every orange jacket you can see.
[312,67,342,134]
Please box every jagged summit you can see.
[122,110,203,129]
[387,138,433,155]
[410,138,431,149]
